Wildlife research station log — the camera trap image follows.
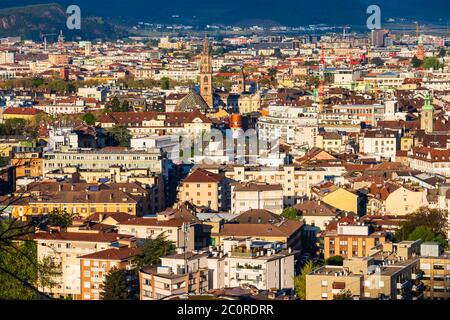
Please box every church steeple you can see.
[199,35,213,108]
[420,93,434,133]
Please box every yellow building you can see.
[178,168,228,212]
[321,188,359,214]
[2,107,43,121]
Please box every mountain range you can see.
[0,1,449,40]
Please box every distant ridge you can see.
[1,0,450,27]
[0,3,128,40]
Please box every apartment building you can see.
[32,231,135,299]
[419,242,450,300]
[98,110,212,138]
[307,241,422,300]
[11,147,43,178]
[293,200,338,231]
[316,132,344,153]
[139,251,209,300]
[258,105,318,148]
[11,182,148,219]
[329,104,385,126]
[178,168,230,212]
[215,218,303,251]
[408,147,450,177]
[79,245,142,300]
[360,129,398,161]
[117,215,196,251]
[231,182,283,215]
[219,238,296,291]
[322,222,386,260]
[43,148,165,177]
[221,164,327,206]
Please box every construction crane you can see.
[57,30,65,53]
[40,32,57,51]
[318,44,325,113]
[343,25,350,40]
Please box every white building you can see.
[258,105,318,148]
[231,182,284,214]
[215,238,296,291]
[360,129,398,161]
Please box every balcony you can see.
[396,280,408,290]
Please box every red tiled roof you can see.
[182,168,225,184]
[79,247,142,261]
[4,107,42,116]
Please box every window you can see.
[321,281,328,287]
[84,281,91,288]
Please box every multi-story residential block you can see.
[408,147,450,177]
[139,251,209,300]
[360,129,398,161]
[322,222,386,260]
[231,182,283,215]
[43,148,165,177]
[10,182,150,219]
[117,213,196,251]
[419,242,450,300]
[79,245,141,300]
[221,164,327,206]
[178,168,230,211]
[329,103,385,126]
[98,110,212,138]
[307,241,422,300]
[11,147,43,178]
[32,230,135,299]
[316,132,344,153]
[218,238,296,291]
[258,105,318,148]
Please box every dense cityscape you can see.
[1,2,450,303]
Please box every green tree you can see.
[408,226,447,247]
[326,255,344,266]
[135,233,175,268]
[101,269,130,300]
[160,77,170,90]
[371,57,385,67]
[411,55,423,68]
[437,48,447,58]
[396,208,448,242]
[0,219,61,299]
[107,97,122,112]
[121,100,130,112]
[106,126,131,147]
[294,260,315,300]
[281,207,299,220]
[422,57,443,70]
[46,209,79,228]
[333,289,353,300]
[81,113,96,125]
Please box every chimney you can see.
[98,213,104,222]
[110,193,114,200]
[85,194,89,201]
[59,184,63,192]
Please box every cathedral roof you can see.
[175,89,210,112]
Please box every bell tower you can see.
[420,93,434,134]
[199,36,213,108]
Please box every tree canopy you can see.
[106,126,131,147]
[396,208,448,246]
[134,233,175,268]
[294,260,315,300]
[101,269,132,300]
[281,207,299,220]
